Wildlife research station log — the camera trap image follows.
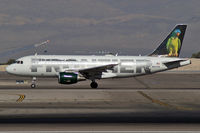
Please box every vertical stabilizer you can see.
[150,24,187,57]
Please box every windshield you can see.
[14,60,23,64]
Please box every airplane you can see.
[6,24,191,88]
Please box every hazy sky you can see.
[0,0,199,62]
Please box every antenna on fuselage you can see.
[34,40,50,55]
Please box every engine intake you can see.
[58,72,78,84]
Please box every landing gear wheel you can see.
[90,82,98,88]
[31,84,36,88]
[31,77,37,88]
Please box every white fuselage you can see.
[6,55,191,79]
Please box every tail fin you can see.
[149,24,187,57]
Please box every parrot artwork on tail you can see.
[166,29,181,57]
[149,24,187,57]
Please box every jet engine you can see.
[58,72,78,84]
[58,72,85,84]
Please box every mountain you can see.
[0,0,199,62]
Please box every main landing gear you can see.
[90,81,98,88]
[31,77,37,88]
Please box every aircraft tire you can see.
[31,84,36,88]
[90,82,98,88]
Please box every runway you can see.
[0,72,200,131]
[0,71,200,89]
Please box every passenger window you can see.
[121,59,134,62]
[81,59,88,62]
[112,59,118,62]
[66,59,77,62]
[98,59,110,62]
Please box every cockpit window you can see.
[15,60,23,64]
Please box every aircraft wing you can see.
[78,63,118,80]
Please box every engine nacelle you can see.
[58,72,78,84]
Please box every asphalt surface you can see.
[0,72,200,131]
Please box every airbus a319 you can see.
[6,24,191,88]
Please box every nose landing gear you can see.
[31,83,36,88]
[31,77,37,88]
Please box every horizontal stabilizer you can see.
[163,59,191,68]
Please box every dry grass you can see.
[0,65,7,72]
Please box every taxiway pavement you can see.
[0,72,200,131]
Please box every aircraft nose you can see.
[6,65,10,73]
[6,65,13,74]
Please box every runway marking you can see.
[134,77,150,89]
[0,93,26,103]
[137,91,193,111]
[16,94,26,102]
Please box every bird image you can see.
[166,29,181,57]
